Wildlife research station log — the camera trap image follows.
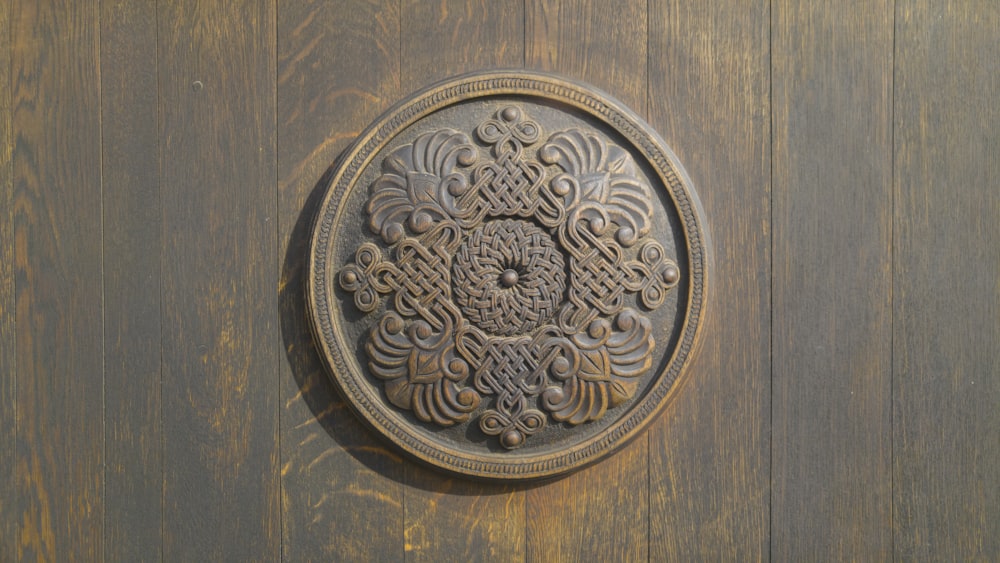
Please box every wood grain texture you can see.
[11,1,105,560]
[401,0,524,90]
[403,465,524,563]
[525,0,647,110]
[100,2,162,560]
[646,0,771,559]
[5,2,1000,559]
[157,1,280,559]
[0,0,14,559]
[524,1,649,561]
[771,1,893,559]
[277,1,404,561]
[893,2,1000,560]
[399,1,526,560]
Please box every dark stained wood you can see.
[524,1,649,561]
[0,0,14,559]
[401,0,524,91]
[157,1,280,559]
[4,2,1000,559]
[398,1,526,560]
[526,0,647,110]
[277,1,404,560]
[893,2,1000,559]
[404,464,524,563]
[646,1,771,559]
[100,2,162,560]
[11,1,104,560]
[771,1,893,559]
[526,452,648,562]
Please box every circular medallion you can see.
[308,70,709,481]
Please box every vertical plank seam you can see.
[395,0,402,98]
[155,1,164,559]
[397,5,406,561]
[889,0,897,560]
[273,0,282,560]
[6,0,16,558]
[767,0,774,561]
[402,465,408,563]
[521,0,528,68]
[522,3,528,562]
[96,0,107,558]
[643,1,651,560]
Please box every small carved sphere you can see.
[500,429,523,449]
[457,388,478,407]
[664,265,679,285]
[499,269,519,287]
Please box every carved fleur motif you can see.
[340,106,681,449]
[539,130,654,247]
[367,129,478,244]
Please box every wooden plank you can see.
[525,0,647,110]
[646,0,771,559]
[403,465,524,563]
[524,1,649,561]
[276,2,404,561]
[100,2,162,559]
[11,1,105,560]
[893,2,1000,559]
[401,0,524,91]
[398,2,526,560]
[0,0,14,558]
[157,1,280,559]
[771,1,893,559]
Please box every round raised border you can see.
[307,70,710,481]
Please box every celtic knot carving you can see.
[340,105,681,449]
[453,219,565,336]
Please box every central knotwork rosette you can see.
[453,219,566,336]
[339,106,681,449]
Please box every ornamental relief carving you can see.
[338,105,680,450]
[309,72,707,480]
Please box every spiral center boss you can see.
[452,219,566,336]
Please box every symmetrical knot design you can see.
[340,105,681,449]
[453,219,565,336]
[468,336,546,449]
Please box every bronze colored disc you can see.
[308,70,709,481]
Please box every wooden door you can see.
[2,1,996,560]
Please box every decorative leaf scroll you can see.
[367,129,478,244]
[539,130,654,247]
[540,309,653,424]
[367,313,480,426]
[340,105,681,449]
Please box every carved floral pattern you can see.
[340,106,680,449]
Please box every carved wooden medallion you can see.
[308,71,709,480]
